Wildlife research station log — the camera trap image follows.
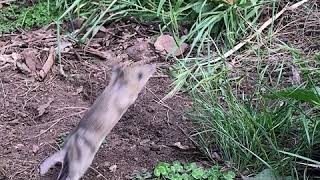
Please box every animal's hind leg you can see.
[64,134,97,180]
[66,151,96,180]
[39,149,66,175]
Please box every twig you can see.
[89,167,108,180]
[201,0,309,66]
[51,106,88,112]
[175,125,204,154]
[151,75,169,78]
[146,87,173,111]
[166,109,171,127]
[26,110,86,140]
[83,47,114,61]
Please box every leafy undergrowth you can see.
[53,0,265,48]
[0,0,61,33]
[187,47,320,179]
[128,161,236,180]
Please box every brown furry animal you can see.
[39,63,156,180]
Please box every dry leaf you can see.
[21,48,39,72]
[16,62,31,73]
[109,165,117,172]
[38,46,55,80]
[37,98,54,117]
[154,35,188,57]
[224,0,236,4]
[57,41,73,53]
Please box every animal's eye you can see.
[138,72,143,80]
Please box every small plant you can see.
[56,131,69,147]
[127,168,152,180]
[0,0,61,33]
[153,161,236,180]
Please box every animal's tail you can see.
[57,153,70,180]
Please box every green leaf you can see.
[154,162,171,177]
[191,167,205,179]
[206,165,222,180]
[222,171,236,180]
[208,175,219,180]
[191,0,215,14]
[184,162,198,172]
[265,87,320,106]
[181,173,192,180]
[168,174,183,180]
[171,161,184,173]
[244,169,294,180]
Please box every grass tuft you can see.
[0,0,61,33]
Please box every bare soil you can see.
[0,23,200,180]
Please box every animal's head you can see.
[109,63,156,105]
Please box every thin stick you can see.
[201,0,309,66]
[51,106,88,112]
[26,110,86,140]
[146,87,173,111]
[89,167,108,180]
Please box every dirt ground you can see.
[0,23,200,180]
[1,1,319,179]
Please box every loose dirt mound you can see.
[0,24,198,179]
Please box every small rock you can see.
[146,106,155,113]
[126,40,150,61]
[32,145,39,153]
[150,143,161,151]
[4,101,10,107]
[154,35,188,57]
[103,161,110,167]
[141,146,150,153]
[109,164,117,173]
[14,143,25,151]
